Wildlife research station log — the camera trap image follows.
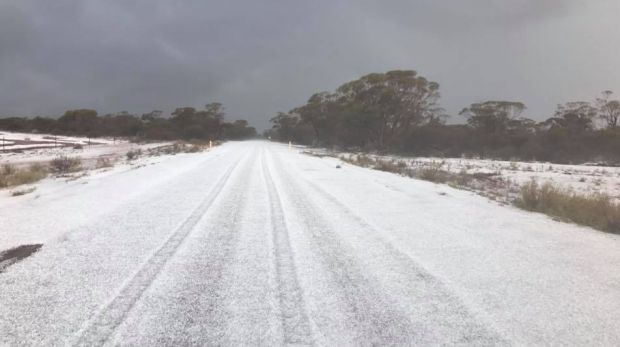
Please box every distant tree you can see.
[100,111,142,137]
[458,101,533,158]
[57,109,99,136]
[336,70,442,149]
[142,117,176,140]
[0,117,31,132]
[269,112,299,141]
[31,117,56,133]
[202,102,225,139]
[141,110,163,122]
[596,91,620,128]
[170,103,224,140]
[222,119,257,140]
[292,91,338,144]
[544,101,597,133]
[460,101,527,133]
[205,102,225,121]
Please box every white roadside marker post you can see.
[209,140,212,149]
[288,141,292,150]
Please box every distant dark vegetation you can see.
[0,102,257,142]
[266,70,620,164]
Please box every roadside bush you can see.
[186,144,204,153]
[356,154,375,167]
[375,159,401,173]
[417,162,448,183]
[145,142,207,157]
[170,143,185,154]
[515,180,620,234]
[11,186,37,196]
[170,142,205,153]
[95,157,113,169]
[49,156,82,174]
[126,149,142,160]
[0,163,48,188]
[453,169,474,186]
[340,154,376,168]
[1,164,17,177]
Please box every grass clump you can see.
[11,186,37,196]
[340,154,376,168]
[417,161,448,183]
[186,144,205,153]
[355,154,376,167]
[515,180,620,234]
[171,142,205,154]
[146,142,207,157]
[0,164,48,188]
[95,157,114,169]
[126,149,143,160]
[374,159,401,173]
[49,156,82,174]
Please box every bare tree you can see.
[596,90,620,128]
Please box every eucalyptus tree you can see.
[334,70,442,149]
[459,101,527,134]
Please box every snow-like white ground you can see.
[331,151,620,201]
[1,141,619,345]
[0,131,117,148]
[410,156,620,198]
[0,131,172,169]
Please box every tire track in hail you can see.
[276,150,507,345]
[266,150,418,345]
[70,149,248,346]
[261,149,314,346]
[111,148,259,346]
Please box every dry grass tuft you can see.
[374,159,401,173]
[11,186,37,196]
[418,162,449,183]
[126,149,143,161]
[336,150,620,234]
[95,157,114,169]
[147,142,208,157]
[49,156,82,174]
[0,164,48,188]
[515,180,620,234]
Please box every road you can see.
[1,141,620,346]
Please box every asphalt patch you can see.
[0,244,43,273]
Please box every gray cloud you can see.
[1,0,619,129]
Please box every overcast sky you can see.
[1,0,619,129]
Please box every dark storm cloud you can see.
[1,0,619,129]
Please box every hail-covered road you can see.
[1,141,620,346]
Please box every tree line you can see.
[266,70,620,163]
[0,102,257,141]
